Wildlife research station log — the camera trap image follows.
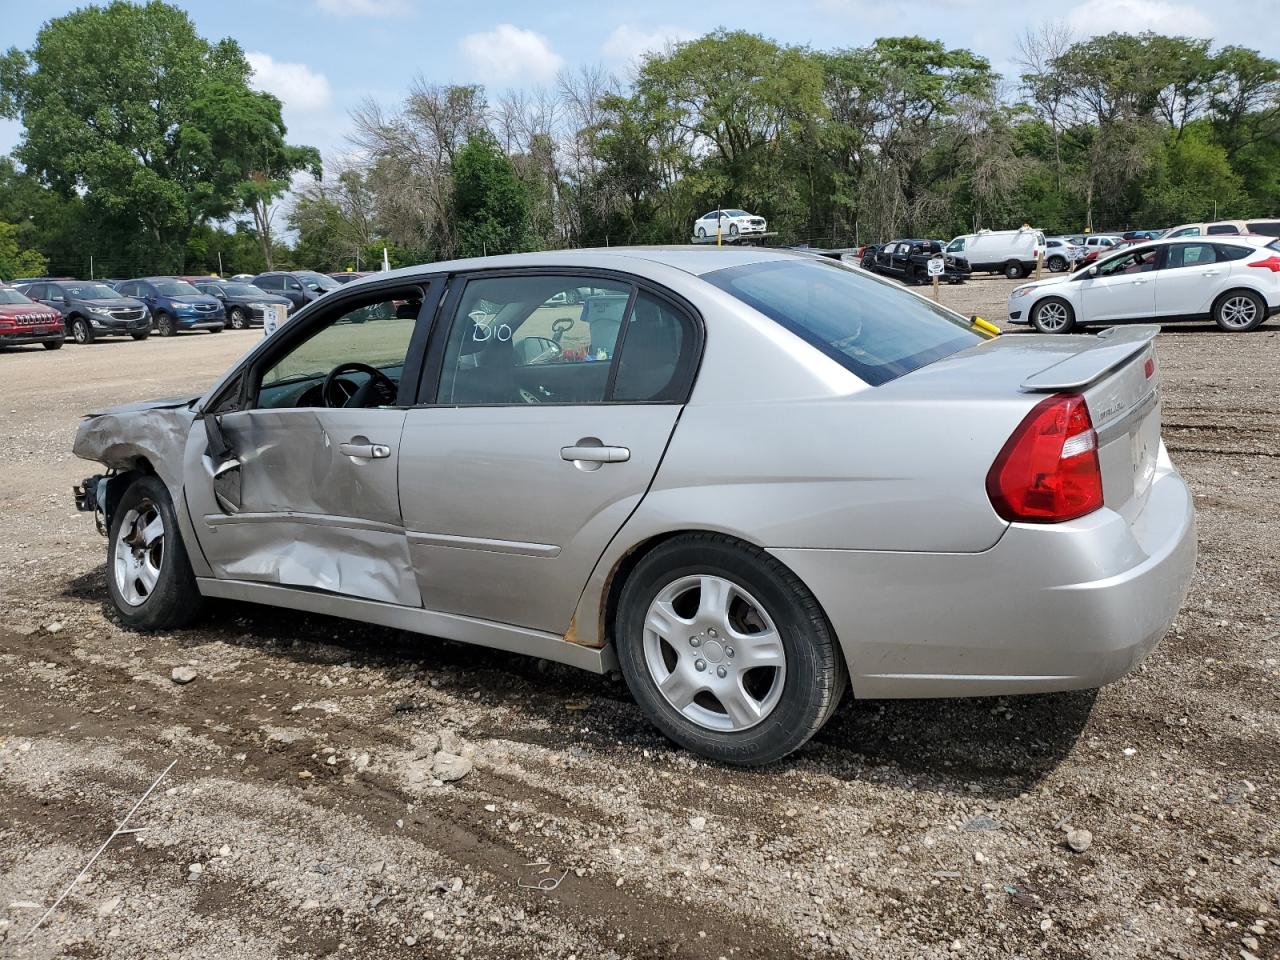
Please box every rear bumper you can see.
[771,449,1196,698]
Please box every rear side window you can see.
[1246,221,1280,238]
[1215,244,1254,261]
[1206,224,1239,235]
[704,258,982,387]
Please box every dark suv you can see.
[16,279,151,343]
[191,279,293,330]
[114,278,225,336]
[251,271,341,312]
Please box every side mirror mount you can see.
[1087,266,1098,277]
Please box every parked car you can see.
[1043,237,1084,272]
[70,248,1195,765]
[113,278,225,336]
[192,279,292,330]
[1008,235,1280,334]
[229,273,258,283]
[1163,219,1280,239]
[862,239,969,284]
[1122,230,1160,241]
[330,271,377,284]
[944,229,1046,278]
[252,270,341,311]
[15,279,151,343]
[692,209,768,239]
[0,284,65,349]
[1071,235,1126,270]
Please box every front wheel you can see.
[155,312,175,337]
[42,339,63,350]
[729,223,739,237]
[130,331,149,341]
[70,317,94,344]
[228,307,248,330]
[1213,290,1267,332]
[107,474,205,630]
[615,534,846,765]
[696,227,707,239]
[1030,296,1076,334]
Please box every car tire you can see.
[70,316,94,344]
[615,533,847,766]
[1030,296,1076,335]
[155,311,175,337]
[42,339,63,350]
[696,227,707,239]
[208,325,224,333]
[1047,256,1067,272]
[130,331,149,341]
[729,223,739,237]
[1004,260,1025,280]
[228,307,248,330]
[106,474,205,631]
[1212,289,1267,332]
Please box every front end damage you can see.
[71,396,201,535]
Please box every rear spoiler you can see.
[1020,325,1159,392]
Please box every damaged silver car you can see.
[73,248,1196,765]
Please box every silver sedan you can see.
[72,247,1196,765]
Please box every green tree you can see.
[0,221,47,279]
[451,134,530,258]
[0,1,317,271]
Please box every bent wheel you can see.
[616,534,846,765]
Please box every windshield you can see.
[295,271,340,292]
[154,280,201,296]
[0,288,32,305]
[63,282,123,300]
[704,258,982,386]
[220,283,268,297]
[726,209,749,217]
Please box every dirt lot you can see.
[1,275,1277,960]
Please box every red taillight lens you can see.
[986,393,1104,523]
[1247,255,1280,272]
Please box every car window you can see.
[1245,222,1280,238]
[154,280,201,296]
[1206,224,1239,235]
[1096,248,1157,276]
[286,277,304,291]
[1168,227,1201,238]
[1165,243,1218,269]
[256,292,424,408]
[23,283,45,299]
[437,275,632,405]
[704,258,982,387]
[1214,244,1254,261]
[63,282,123,299]
[254,276,278,291]
[947,238,965,252]
[0,288,33,304]
[611,292,695,403]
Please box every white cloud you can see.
[1065,0,1213,37]
[601,24,697,66]
[246,52,333,113]
[314,0,413,16]
[457,24,565,86]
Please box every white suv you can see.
[693,209,767,239]
[1008,236,1280,333]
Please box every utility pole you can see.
[217,251,223,277]
[89,255,94,280]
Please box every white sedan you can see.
[693,209,767,239]
[1008,235,1280,334]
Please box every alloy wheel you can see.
[642,575,786,732]
[1035,301,1071,333]
[113,500,164,607]
[73,319,90,343]
[1219,295,1259,331]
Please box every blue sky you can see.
[1,0,1276,164]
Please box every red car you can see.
[0,284,65,349]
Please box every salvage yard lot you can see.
[0,274,1277,959]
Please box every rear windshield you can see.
[704,258,983,386]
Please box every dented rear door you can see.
[183,407,420,606]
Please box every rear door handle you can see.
[561,444,630,463]
[339,442,391,460]
[1201,270,1221,276]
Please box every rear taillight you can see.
[986,393,1104,523]
[1247,255,1280,272]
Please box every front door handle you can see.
[339,441,391,460]
[561,443,630,463]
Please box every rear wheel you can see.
[1004,260,1026,280]
[615,534,846,765]
[1213,289,1267,332]
[70,316,94,344]
[1030,297,1076,334]
[1047,255,1067,272]
[42,339,63,350]
[106,474,204,630]
[155,311,175,337]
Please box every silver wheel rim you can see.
[1220,295,1258,330]
[1049,258,1065,272]
[1036,301,1070,332]
[642,575,786,732]
[113,499,164,607]
[74,321,89,343]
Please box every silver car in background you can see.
[72,247,1196,765]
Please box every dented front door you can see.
[182,407,420,606]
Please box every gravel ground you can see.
[0,274,1277,960]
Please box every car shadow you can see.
[63,566,1093,799]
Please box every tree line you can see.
[2,3,1278,280]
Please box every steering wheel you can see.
[551,316,575,343]
[321,362,397,408]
